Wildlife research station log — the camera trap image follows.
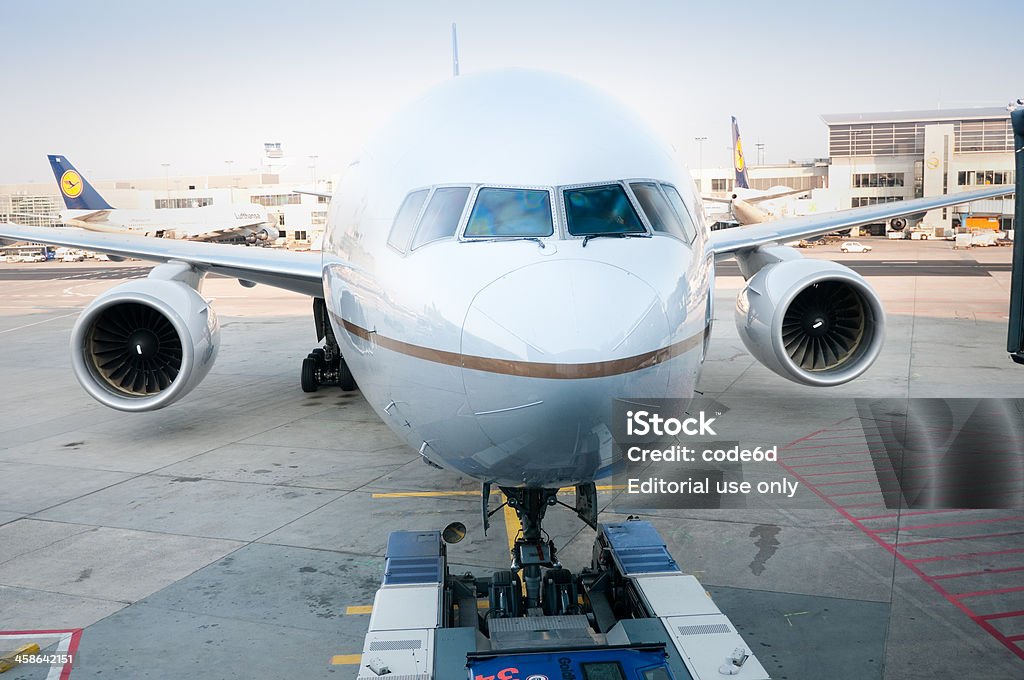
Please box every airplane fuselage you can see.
[320,71,714,488]
[62,203,271,240]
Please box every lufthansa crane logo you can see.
[60,170,83,199]
[734,139,745,172]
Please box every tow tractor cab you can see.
[357,520,769,680]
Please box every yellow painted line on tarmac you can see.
[345,605,373,615]
[370,490,480,498]
[0,643,41,673]
[502,492,519,556]
[372,485,622,500]
[331,654,362,665]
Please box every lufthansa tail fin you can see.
[48,155,113,210]
[731,116,750,190]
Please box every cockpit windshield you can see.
[564,184,646,236]
[464,188,553,238]
[630,181,696,243]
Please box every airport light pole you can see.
[161,163,170,199]
[755,143,766,166]
[224,160,235,188]
[309,155,319,187]
[694,136,707,191]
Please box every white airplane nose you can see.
[461,259,671,409]
[458,259,674,486]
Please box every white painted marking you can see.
[0,311,79,335]
[136,344,143,355]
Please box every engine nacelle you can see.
[247,225,280,244]
[258,225,280,241]
[70,279,220,411]
[735,258,885,386]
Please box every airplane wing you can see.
[709,185,1015,257]
[293,189,332,199]
[0,223,323,297]
[701,195,733,204]
[741,187,810,204]
[702,187,809,205]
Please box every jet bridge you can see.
[356,520,769,680]
[1007,102,1024,364]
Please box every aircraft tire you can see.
[301,356,319,392]
[339,359,358,392]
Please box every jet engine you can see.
[69,278,220,411]
[735,257,885,386]
[246,225,280,244]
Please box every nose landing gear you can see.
[489,484,597,612]
[302,298,358,392]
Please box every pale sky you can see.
[2,0,1019,184]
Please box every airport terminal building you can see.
[822,107,1015,234]
[698,107,1015,236]
[0,144,333,249]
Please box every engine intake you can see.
[735,258,884,386]
[89,302,183,395]
[71,279,220,411]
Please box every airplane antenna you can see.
[451,23,460,77]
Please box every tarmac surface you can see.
[0,237,1021,679]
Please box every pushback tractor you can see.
[356,515,769,680]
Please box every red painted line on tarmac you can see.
[932,565,1024,581]
[779,428,828,448]
[778,429,1024,662]
[1006,634,1024,642]
[980,610,1024,621]
[60,629,82,680]
[908,548,1024,564]
[0,628,82,680]
[802,468,878,477]
[788,459,875,469]
[824,489,884,498]
[838,500,889,509]
[783,441,889,451]
[954,585,1024,599]
[896,530,1024,548]
[855,509,961,521]
[814,478,879,487]
[874,517,1021,533]
[780,450,874,461]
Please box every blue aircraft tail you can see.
[47,155,113,210]
[731,117,750,190]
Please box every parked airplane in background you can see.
[0,70,1013,573]
[48,155,280,245]
[703,116,810,225]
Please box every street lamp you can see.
[161,163,170,199]
[694,136,707,190]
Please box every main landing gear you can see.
[301,298,357,393]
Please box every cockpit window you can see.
[659,183,698,242]
[387,189,429,252]
[564,184,645,236]
[411,186,471,249]
[464,188,553,238]
[630,181,690,242]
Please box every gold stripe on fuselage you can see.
[337,317,705,379]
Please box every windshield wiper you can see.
[581,232,645,247]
